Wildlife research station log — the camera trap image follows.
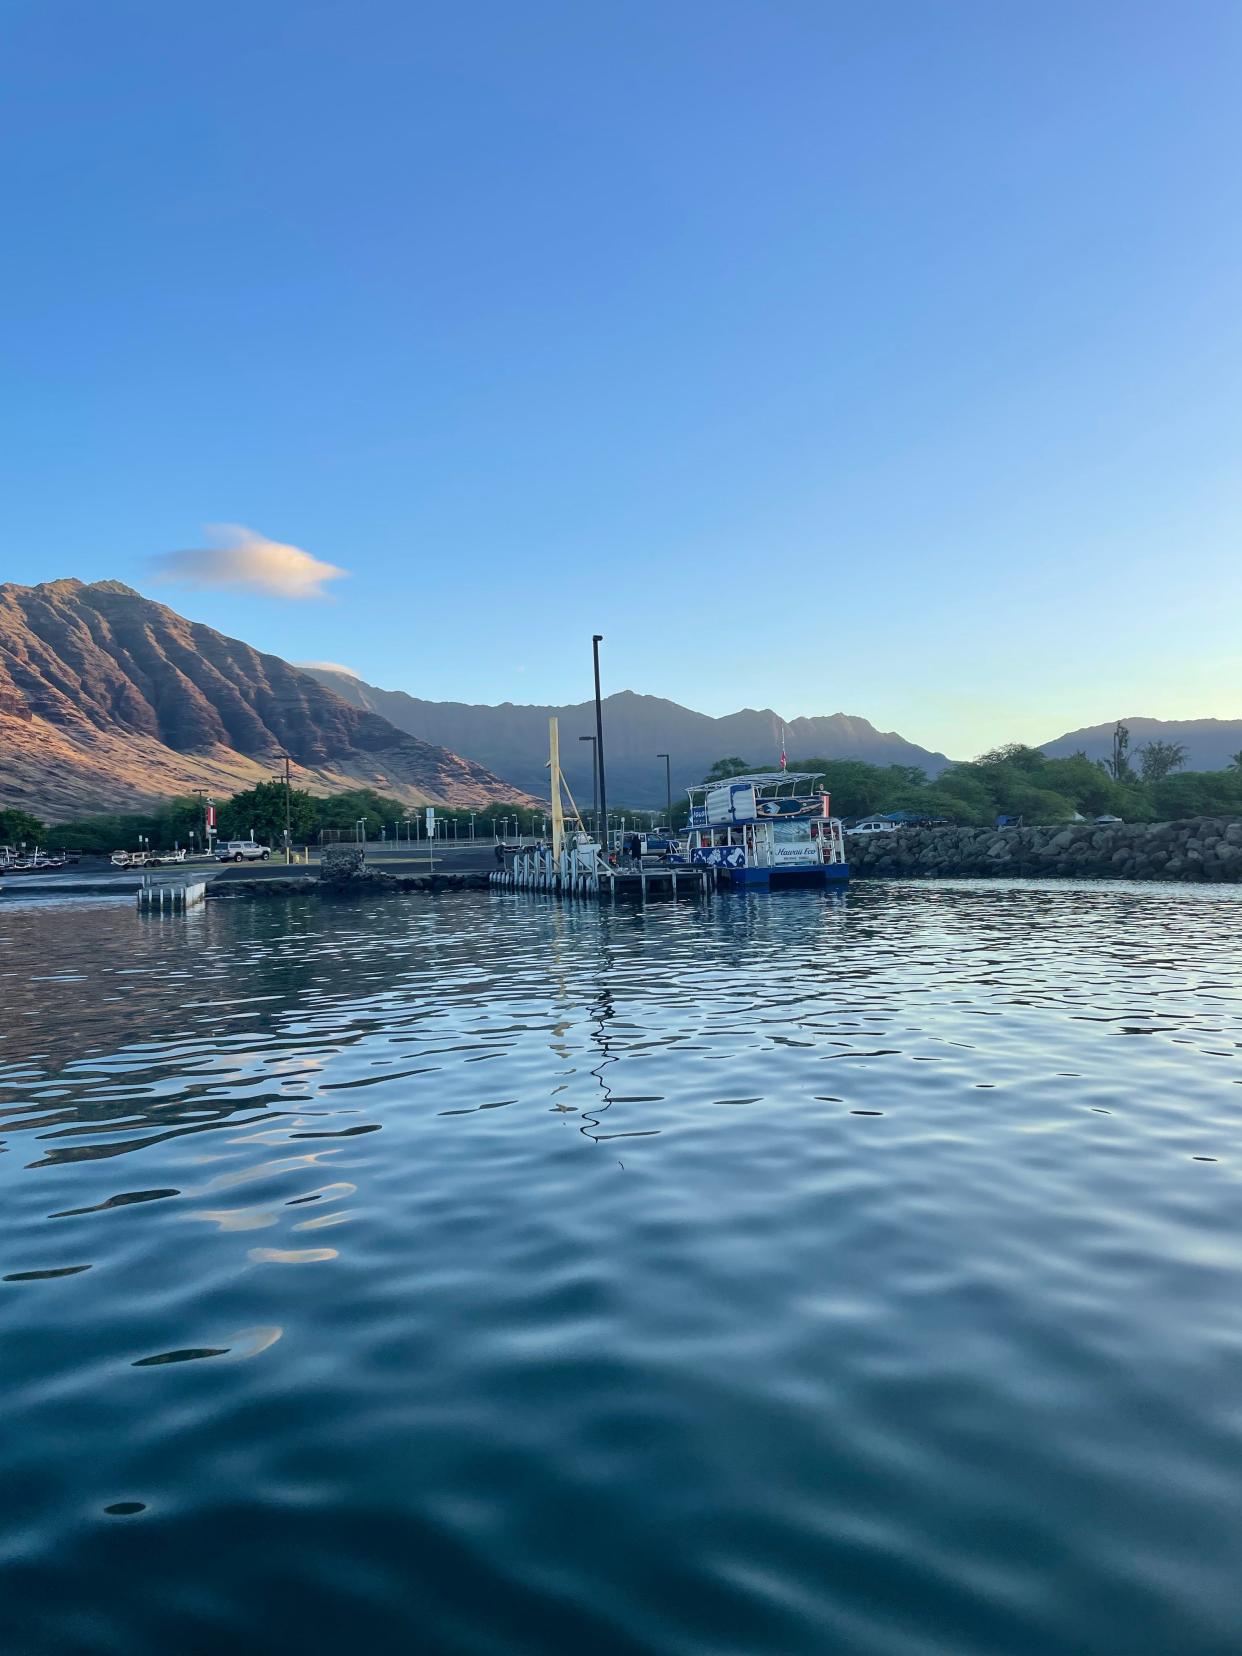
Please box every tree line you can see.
[4,726,1241,849]
[0,786,544,854]
[685,728,1242,827]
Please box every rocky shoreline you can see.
[207,847,492,900]
[843,817,1242,883]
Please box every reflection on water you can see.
[1,882,1241,1655]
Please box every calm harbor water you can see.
[2,881,1241,1656]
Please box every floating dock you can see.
[136,877,207,913]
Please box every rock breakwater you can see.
[845,817,1242,882]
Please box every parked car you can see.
[847,818,901,835]
[216,840,272,863]
[1094,814,1124,825]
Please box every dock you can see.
[490,844,712,900]
[136,876,207,913]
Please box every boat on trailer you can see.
[676,772,850,889]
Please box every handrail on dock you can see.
[489,843,711,902]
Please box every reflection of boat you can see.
[675,772,850,889]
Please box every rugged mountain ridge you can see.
[0,580,534,818]
[305,672,952,807]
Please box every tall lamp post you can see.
[657,752,672,827]
[271,754,293,864]
[592,634,608,849]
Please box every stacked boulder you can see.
[319,844,371,886]
[844,818,1242,883]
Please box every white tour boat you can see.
[675,771,850,889]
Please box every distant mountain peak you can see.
[0,580,537,818]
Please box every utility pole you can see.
[657,752,671,827]
[592,634,608,850]
[192,787,214,859]
[283,754,292,864]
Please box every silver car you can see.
[215,839,272,863]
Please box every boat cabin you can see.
[677,772,849,888]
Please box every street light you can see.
[469,812,476,840]
[657,752,672,827]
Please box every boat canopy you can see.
[686,771,824,797]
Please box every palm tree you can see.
[1138,740,1188,782]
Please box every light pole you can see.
[579,735,598,836]
[657,752,671,827]
[469,812,475,840]
[592,634,608,848]
[279,754,293,864]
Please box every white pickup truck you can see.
[215,840,272,863]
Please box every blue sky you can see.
[2,1,1239,756]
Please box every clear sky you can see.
[2,1,1239,757]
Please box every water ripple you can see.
[1,881,1241,1653]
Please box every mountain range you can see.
[0,580,534,819]
[3,579,1235,823]
[1041,717,1242,773]
[303,670,953,807]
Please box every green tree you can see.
[0,808,47,844]
[975,743,1047,773]
[1148,769,1242,820]
[1138,740,1187,783]
[160,794,212,847]
[219,781,317,844]
[702,757,753,782]
[313,787,408,834]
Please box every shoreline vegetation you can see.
[3,726,1242,858]
[686,731,1242,830]
[0,784,542,856]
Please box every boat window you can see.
[772,820,812,843]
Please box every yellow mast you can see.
[549,716,565,860]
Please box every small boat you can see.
[674,771,850,889]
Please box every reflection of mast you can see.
[580,924,660,1147]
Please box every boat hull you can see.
[721,863,850,889]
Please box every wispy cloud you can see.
[296,660,361,678]
[150,524,347,600]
